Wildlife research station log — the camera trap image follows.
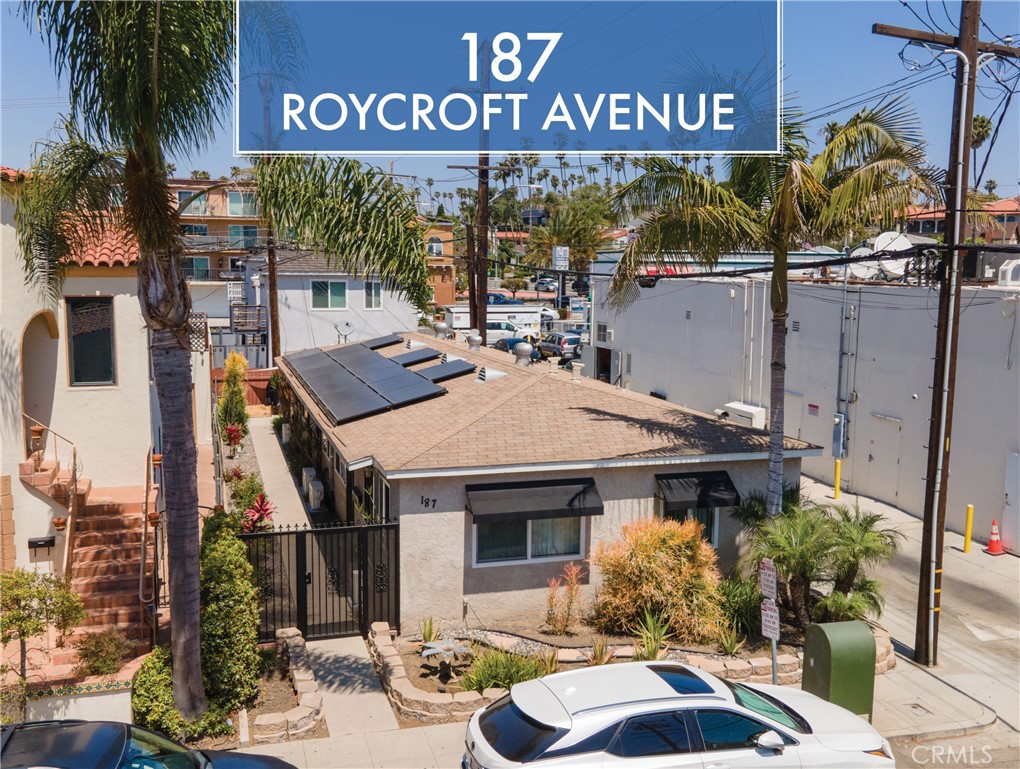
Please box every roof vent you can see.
[406,339,427,349]
[433,321,449,339]
[441,352,462,364]
[512,341,534,365]
[466,332,482,350]
[478,367,508,382]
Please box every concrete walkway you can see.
[248,417,310,528]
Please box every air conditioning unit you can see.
[301,467,317,498]
[722,401,767,430]
[308,480,324,512]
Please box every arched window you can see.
[427,236,444,256]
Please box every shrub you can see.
[218,352,249,437]
[74,630,131,677]
[271,415,284,436]
[230,474,266,516]
[717,624,746,657]
[583,635,615,666]
[132,646,234,740]
[719,576,762,638]
[631,609,673,662]
[544,562,583,635]
[592,518,724,644]
[241,493,275,533]
[459,649,544,693]
[200,517,260,713]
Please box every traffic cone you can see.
[985,519,1004,556]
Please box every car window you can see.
[541,722,621,759]
[609,712,691,757]
[723,681,810,733]
[479,695,566,763]
[695,710,777,751]
[649,665,715,695]
[120,726,198,769]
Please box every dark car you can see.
[572,276,590,295]
[0,720,297,769]
[486,292,524,305]
[493,337,541,359]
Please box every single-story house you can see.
[276,331,821,629]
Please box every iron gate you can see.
[240,522,399,642]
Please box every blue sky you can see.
[2,0,1018,203]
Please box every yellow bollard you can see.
[834,459,841,500]
[963,504,974,554]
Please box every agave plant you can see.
[421,638,472,681]
[631,609,674,662]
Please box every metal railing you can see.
[22,414,80,577]
[182,264,246,281]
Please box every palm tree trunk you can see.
[789,575,812,627]
[767,310,788,516]
[150,327,208,719]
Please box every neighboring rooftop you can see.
[279,332,820,475]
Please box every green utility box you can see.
[802,620,876,722]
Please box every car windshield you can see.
[119,726,200,769]
[479,695,566,763]
[723,682,811,734]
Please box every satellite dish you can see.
[848,247,879,281]
[881,259,909,280]
[334,320,354,343]
[874,231,912,253]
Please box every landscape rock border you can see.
[248,628,325,745]
[368,621,895,724]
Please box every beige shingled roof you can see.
[279,332,819,475]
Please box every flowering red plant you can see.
[224,424,242,447]
[241,493,276,533]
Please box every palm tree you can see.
[984,179,998,197]
[826,504,899,595]
[15,0,234,718]
[615,97,939,517]
[821,121,842,145]
[424,177,435,213]
[971,114,993,188]
[524,206,605,273]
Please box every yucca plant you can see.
[583,635,616,666]
[538,646,560,676]
[422,638,472,682]
[717,624,746,657]
[418,616,443,646]
[631,609,673,662]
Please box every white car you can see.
[462,662,894,769]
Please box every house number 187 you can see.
[420,496,438,509]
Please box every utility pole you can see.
[874,3,1020,666]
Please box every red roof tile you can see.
[71,228,139,267]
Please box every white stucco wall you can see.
[392,458,802,630]
[1,200,155,569]
[588,276,1020,548]
[271,273,420,354]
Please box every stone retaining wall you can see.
[367,621,895,724]
[250,628,325,745]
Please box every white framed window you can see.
[66,297,116,386]
[365,280,382,309]
[426,236,444,255]
[311,280,346,310]
[473,517,583,566]
[625,353,632,375]
[227,190,257,217]
[177,189,207,216]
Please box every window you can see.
[609,712,691,757]
[228,225,259,249]
[427,236,444,255]
[479,696,566,763]
[176,189,207,216]
[475,517,582,565]
[180,223,208,237]
[183,256,210,280]
[596,322,608,343]
[662,504,718,547]
[365,280,382,309]
[66,297,116,386]
[625,352,632,374]
[227,190,257,216]
[311,280,346,310]
[695,710,770,751]
[723,681,810,733]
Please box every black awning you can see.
[466,478,604,523]
[656,471,740,511]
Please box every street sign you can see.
[759,557,777,600]
[760,598,781,641]
[552,246,569,272]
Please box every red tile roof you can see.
[71,228,139,267]
[0,166,23,181]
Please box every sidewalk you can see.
[248,416,310,528]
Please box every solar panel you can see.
[391,348,441,367]
[360,334,404,350]
[328,390,390,424]
[383,379,446,407]
[418,360,477,383]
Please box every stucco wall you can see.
[270,274,420,354]
[589,276,1020,549]
[1,203,155,569]
[393,458,801,629]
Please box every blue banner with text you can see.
[236,0,780,155]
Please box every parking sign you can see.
[759,557,777,601]
[760,599,780,641]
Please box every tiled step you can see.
[51,477,93,508]
[73,544,153,564]
[71,555,150,579]
[81,590,140,610]
[72,572,152,596]
[86,486,155,515]
[73,513,143,532]
[79,606,145,627]
[73,529,143,548]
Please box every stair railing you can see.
[22,414,80,577]
[139,446,159,647]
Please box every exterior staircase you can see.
[17,429,159,667]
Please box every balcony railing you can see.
[231,304,267,332]
[182,234,264,252]
[183,265,246,282]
